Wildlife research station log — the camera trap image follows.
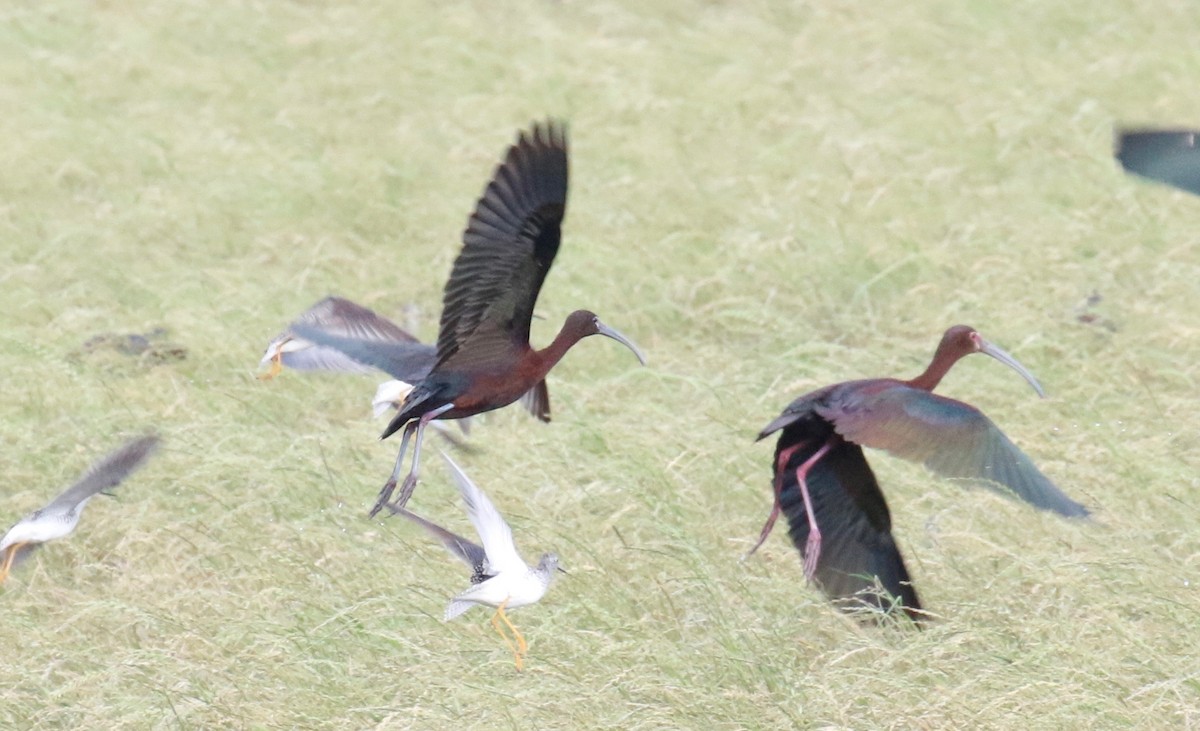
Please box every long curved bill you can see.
[595,320,647,366]
[979,339,1046,398]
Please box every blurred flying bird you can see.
[751,326,1089,619]
[0,435,160,584]
[293,121,645,517]
[394,453,563,670]
[1115,128,1200,196]
[258,296,433,382]
[261,296,550,427]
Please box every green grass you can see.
[2,0,1198,727]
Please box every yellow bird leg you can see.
[0,542,27,585]
[258,352,284,381]
[489,599,523,671]
[497,603,528,656]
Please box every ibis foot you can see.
[369,479,398,518]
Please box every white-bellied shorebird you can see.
[394,452,562,670]
[0,435,160,584]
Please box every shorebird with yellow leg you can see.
[0,435,160,585]
[393,452,563,670]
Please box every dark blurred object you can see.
[1115,128,1200,196]
[76,328,187,364]
[1075,291,1117,332]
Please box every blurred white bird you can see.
[258,296,434,382]
[393,452,563,670]
[0,435,160,584]
[372,380,417,419]
[260,296,548,427]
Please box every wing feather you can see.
[1116,128,1200,196]
[275,343,376,375]
[45,435,160,512]
[816,384,1089,517]
[276,297,436,382]
[435,121,568,367]
[441,453,526,575]
[393,507,489,578]
[304,297,421,344]
[775,428,922,619]
[285,324,437,383]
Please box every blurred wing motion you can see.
[436,120,569,371]
[816,385,1089,517]
[776,429,922,619]
[441,452,526,576]
[276,297,437,383]
[44,435,161,513]
[1,434,160,579]
[262,339,375,375]
[1115,128,1200,196]
[285,298,551,421]
[393,507,491,583]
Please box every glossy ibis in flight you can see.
[394,453,563,670]
[0,435,160,584]
[1115,128,1200,196]
[262,296,550,422]
[295,121,645,517]
[750,326,1088,618]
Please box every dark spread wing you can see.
[393,507,489,580]
[816,384,1089,518]
[287,323,437,383]
[45,435,160,512]
[775,427,922,619]
[1116,128,1200,196]
[436,120,569,369]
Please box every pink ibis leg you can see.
[745,442,805,558]
[795,439,836,582]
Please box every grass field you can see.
[2,0,1199,728]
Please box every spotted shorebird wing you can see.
[393,507,489,580]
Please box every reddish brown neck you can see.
[906,350,965,392]
[530,321,590,381]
